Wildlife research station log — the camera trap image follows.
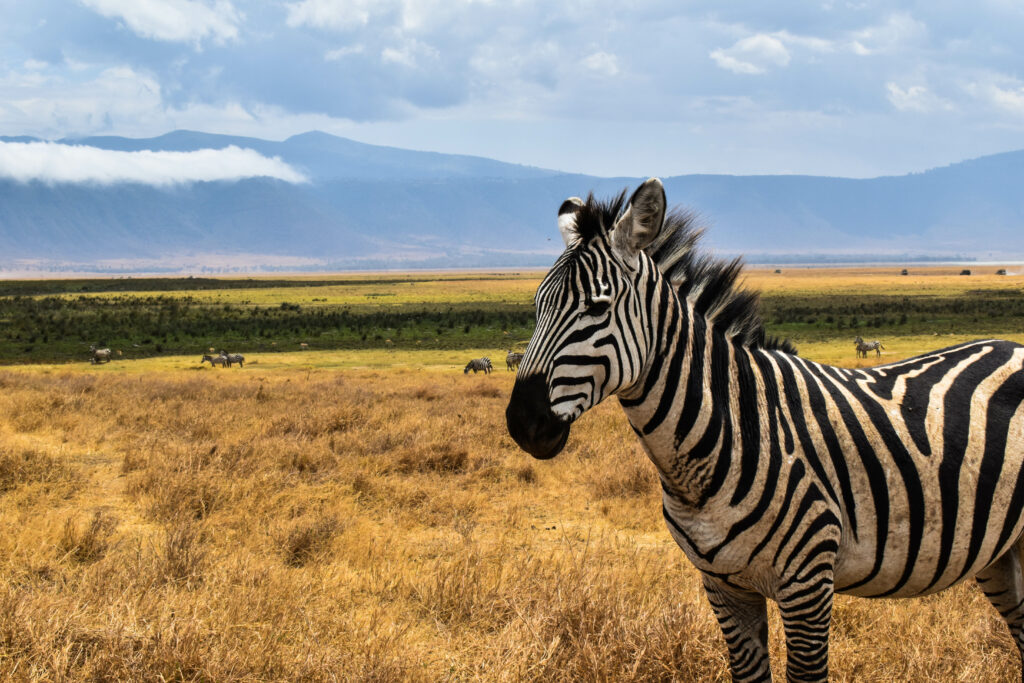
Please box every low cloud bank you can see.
[0,141,308,186]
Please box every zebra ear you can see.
[558,196,585,247]
[612,178,666,261]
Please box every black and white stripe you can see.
[201,353,227,367]
[89,345,112,364]
[854,336,884,358]
[221,352,245,367]
[506,178,1024,681]
[506,350,524,371]
[464,357,493,374]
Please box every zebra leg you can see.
[777,578,833,682]
[975,540,1024,672]
[702,576,772,682]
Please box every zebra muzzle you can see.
[506,374,572,460]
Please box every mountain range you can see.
[2,130,1024,272]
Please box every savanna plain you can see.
[2,266,1024,681]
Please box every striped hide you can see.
[506,179,1024,681]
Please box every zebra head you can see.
[507,178,667,459]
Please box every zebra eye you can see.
[590,300,610,317]
[582,298,610,318]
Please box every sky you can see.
[2,0,1024,180]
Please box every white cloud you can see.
[886,83,952,113]
[397,0,495,32]
[81,0,240,45]
[988,86,1024,114]
[285,0,490,33]
[773,31,836,54]
[285,0,377,31]
[581,51,619,78]
[1,65,164,138]
[967,79,1024,115]
[381,39,439,68]
[0,142,307,185]
[710,34,790,75]
[324,44,365,61]
[850,12,926,55]
[710,14,926,77]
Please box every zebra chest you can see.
[661,492,781,590]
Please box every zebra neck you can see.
[619,299,777,509]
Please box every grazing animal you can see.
[854,336,885,358]
[506,350,524,371]
[200,354,227,368]
[89,345,112,364]
[300,342,309,350]
[464,357,493,374]
[505,179,1024,681]
[223,353,245,368]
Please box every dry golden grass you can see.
[4,259,1024,679]
[0,358,1021,681]
[51,264,1023,308]
[744,264,1024,298]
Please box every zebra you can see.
[89,345,112,364]
[854,336,885,358]
[506,349,524,372]
[464,357,493,374]
[200,354,227,368]
[220,352,245,368]
[505,178,1024,681]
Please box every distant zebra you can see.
[854,336,885,358]
[506,350,524,371]
[464,357,492,374]
[222,352,245,368]
[201,354,227,368]
[89,345,112,364]
[506,179,1024,681]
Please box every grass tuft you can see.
[0,446,74,492]
[276,515,340,567]
[160,517,206,586]
[57,511,117,564]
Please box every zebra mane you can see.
[573,190,797,355]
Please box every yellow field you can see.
[3,267,1024,680]
[1,343,1023,680]
[744,264,1023,298]
[42,264,1023,307]
[47,271,543,307]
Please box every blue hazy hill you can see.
[2,130,1023,269]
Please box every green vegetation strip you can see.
[0,295,534,363]
[761,289,1024,342]
[2,276,1023,364]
